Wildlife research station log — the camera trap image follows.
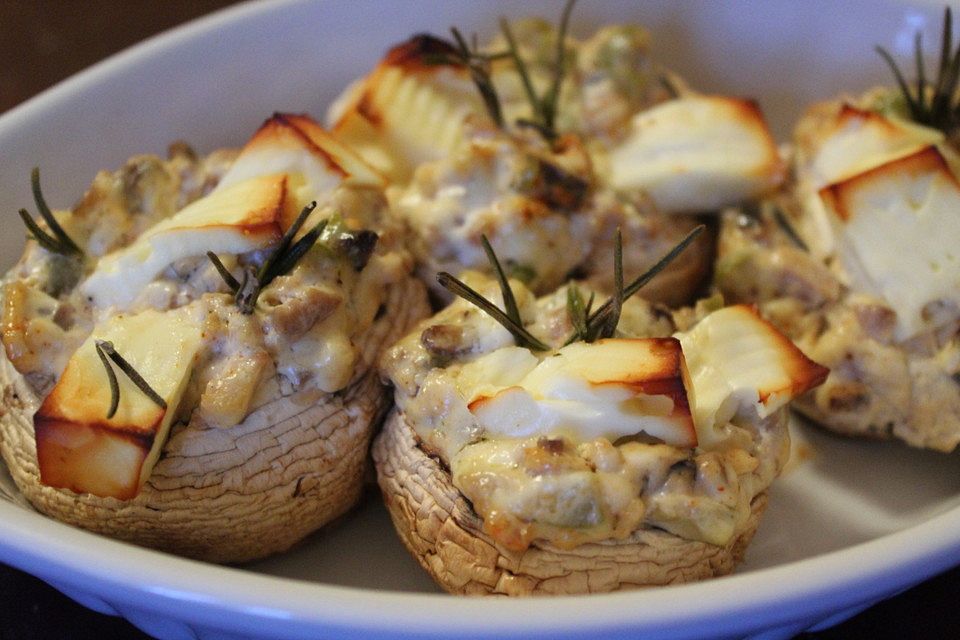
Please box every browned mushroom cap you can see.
[372,409,767,596]
[0,276,429,564]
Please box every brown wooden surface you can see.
[0,0,238,114]
[0,2,957,639]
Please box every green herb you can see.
[500,0,577,141]
[565,225,704,344]
[772,206,809,252]
[437,235,550,351]
[876,6,960,134]
[208,201,326,314]
[659,74,680,99]
[426,28,505,128]
[95,340,166,419]
[319,214,379,271]
[506,260,537,284]
[430,0,577,141]
[18,168,82,256]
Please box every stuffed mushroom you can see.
[328,7,782,306]
[0,113,429,562]
[374,238,827,594]
[714,9,960,452]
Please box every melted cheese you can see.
[461,339,696,447]
[82,174,287,309]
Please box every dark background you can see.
[0,1,958,638]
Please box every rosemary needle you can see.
[95,340,166,419]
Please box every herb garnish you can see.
[436,225,703,352]
[426,28,505,128]
[18,168,83,256]
[500,0,576,141]
[565,225,705,344]
[95,340,167,419]
[436,235,550,351]
[772,206,809,252]
[208,201,326,314]
[876,6,960,134]
[428,0,577,142]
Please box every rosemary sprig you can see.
[208,201,326,314]
[541,0,577,133]
[427,27,505,127]
[565,224,705,344]
[480,235,521,325]
[498,0,577,141]
[94,341,120,419]
[95,340,166,419]
[500,17,542,125]
[876,6,960,133]
[772,206,809,252]
[437,234,550,351]
[18,167,82,256]
[566,282,594,340]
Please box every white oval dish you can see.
[1,1,959,638]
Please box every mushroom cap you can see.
[372,409,768,595]
[0,276,429,564]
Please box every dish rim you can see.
[1,0,959,638]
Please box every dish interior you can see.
[0,0,958,601]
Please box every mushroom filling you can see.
[381,274,815,550]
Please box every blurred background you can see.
[0,1,237,113]
[0,1,958,639]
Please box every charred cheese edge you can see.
[819,145,960,340]
[329,35,485,183]
[217,112,385,203]
[678,304,828,447]
[460,339,697,447]
[35,307,204,500]
[803,104,943,189]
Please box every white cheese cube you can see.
[82,174,287,309]
[607,95,783,213]
[819,145,960,340]
[35,306,205,499]
[678,305,828,447]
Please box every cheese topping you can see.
[801,104,942,189]
[678,305,828,448]
[330,35,484,183]
[606,96,783,213]
[819,145,960,340]
[462,339,696,447]
[34,306,204,499]
[82,174,288,309]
